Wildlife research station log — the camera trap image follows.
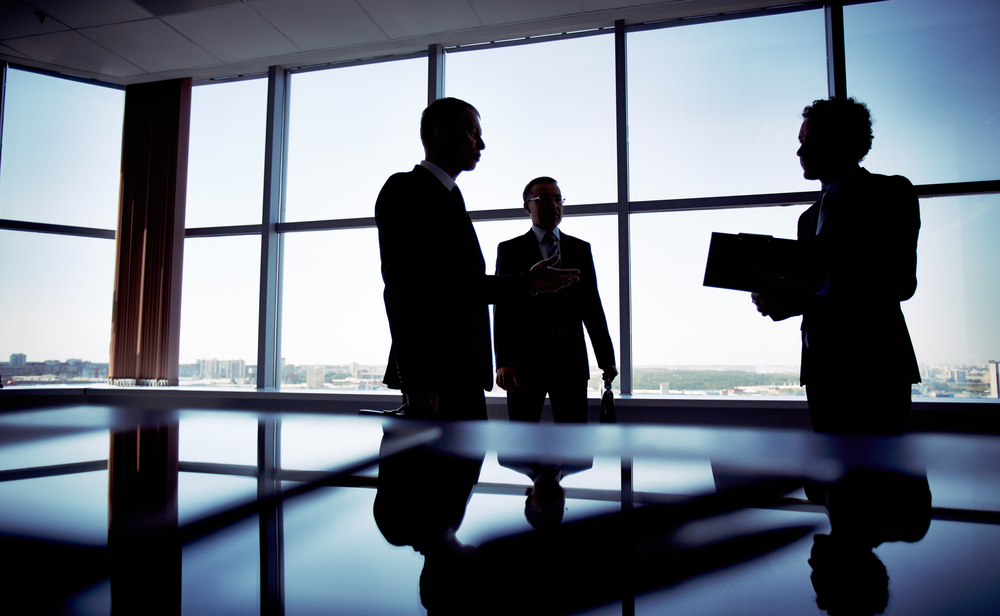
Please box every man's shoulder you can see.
[498,230,536,251]
[559,231,590,248]
[380,165,433,191]
[857,168,915,193]
[376,166,441,217]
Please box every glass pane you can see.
[0,230,115,381]
[0,68,123,229]
[178,411,258,465]
[185,78,267,227]
[280,228,390,389]
[630,206,809,395]
[178,235,261,385]
[627,10,827,201]
[285,58,426,222]
[475,214,620,392]
[905,194,1000,399]
[844,0,1000,186]
[447,34,617,210]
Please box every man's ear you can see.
[523,203,532,215]
[433,122,449,145]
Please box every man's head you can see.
[522,176,563,231]
[797,97,873,184]
[420,97,485,179]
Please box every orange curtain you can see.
[109,79,191,386]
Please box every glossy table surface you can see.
[1,404,998,615]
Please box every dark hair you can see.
[802,97,874,162]
[420,97,477,147]
[522,176,558,202]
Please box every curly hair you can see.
[802,97,874,162]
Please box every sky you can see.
[1,0,998,374]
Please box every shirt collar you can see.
[823,163,861,196]
[531,225,560,243]
[419,160,456,192]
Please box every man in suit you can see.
[751,97,920,435]
[375,98,579,421]
[494,177,617,423]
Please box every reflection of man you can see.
[751,97,920,435]
[498,455,595,530]
[376,99,579,421]
[493,177,617,423]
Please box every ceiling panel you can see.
[358,0,481,39]
[83,18,219,73]
[163,4,300,63]
[29,0,153,29]
[4,30,143,77]
[133,0,241,17]
[582,0,674,10]
[0,42,31,60]
[0,0,70,39]
[470,0,584,27]
[250,0,387,51]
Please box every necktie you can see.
[543,231,559,260]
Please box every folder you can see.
[702,232,800,293]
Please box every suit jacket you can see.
[376,165,529,393]
[769,168,921,386]
[493,230,615,383]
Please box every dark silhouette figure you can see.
[497,455,595,530]
[751,97,921,435]
[374,431,813,615]
[808,468,932,616]
[376,99,579,421]
[493,177,616,423]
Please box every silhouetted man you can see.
[376,99,579,420]
[751,97,920,435]
[494,177,617,423]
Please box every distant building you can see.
[660,383,670,395]
[306,368,325,388]
[989,361,999,400]
[951,369,967,383]
[10,353,26,367]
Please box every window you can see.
[627,10,827,201]
[447,34,618,210]
[285,58,427,222]
[0,68,123,228]
[0,68,122,384]
[280,228,389,389]
[630,206,807,394]
[178,235,261,386]
[844,0,1000,186]
[185,78,267,228]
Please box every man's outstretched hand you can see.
[529,254,579,294]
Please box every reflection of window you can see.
[186,78,267,228]
[0,68,124,228]
[285,59,426,222]
[447,35,617,210]
[627,10,826,201]
[280,228,390,389]
[844,0,1000,185]
[179,235,261,386]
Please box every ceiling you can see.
[0,0,793,85]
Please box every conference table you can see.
[1,403,997,615]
